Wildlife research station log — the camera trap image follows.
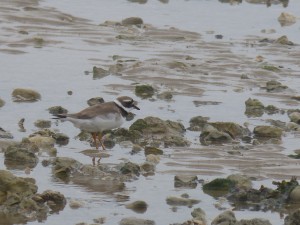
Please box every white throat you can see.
[114,100,129,112]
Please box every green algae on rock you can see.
[203,178,236,197]
[135,84,155,98]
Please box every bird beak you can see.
[133,104,140,110]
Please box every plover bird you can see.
[53,96,140,163]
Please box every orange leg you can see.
[97,132,106,150]
[91,132,99,149]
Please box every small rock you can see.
[211,210,237,225]
[39,190,66,212]
[245,98,265,117]
[236,218,272,225]
[275,35,294,45]
[125,200,148,213]
[266,80,287,92]
[174,175,198,188]
[146,154,160,164]
[278,12,296,26]
[255,55,264,62]
[262,65,281,72]
[144,146,163,155]
[120,162,140,176]
[87,97,105,106]
[69,199,84,209]
[167,61,188,70]
[253,126,283,138]
[203,178,236,197]
[121,17,143,26]
[48,106,68,115]
[288,112,300,124]
[191,208,206,224]
[28,135,55,149]
[93,217,106,224]
[120,217,154,225]
[12,88,41,102]
[0,127,13,139]
[200,124,232,145]
[157,91,173,101]
[53,132,69,146]
[166,196,200,206]
[92,66,110,79]
[140,162,155,175]
[135,84,155,98]
[188,116,209,131]
[34,120,51,128]
[209,122,250,139]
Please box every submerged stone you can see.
[135,84,155,98]
[92,66,110,79]
[120,217,154,225]
[166,196,200,207]
[203,178,236,194]
[174,175,198,188]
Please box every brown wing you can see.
[67,102,120,119]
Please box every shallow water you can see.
[1,0,300,224]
